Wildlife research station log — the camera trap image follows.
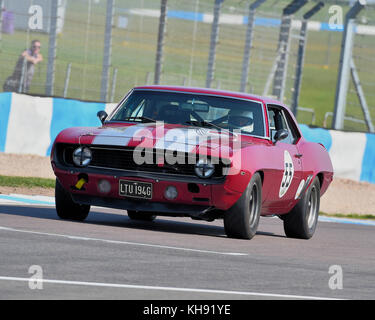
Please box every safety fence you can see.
[331,2,375,133]
[0,92,374,184]
[0,0,374,132]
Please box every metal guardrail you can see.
[298,106,316,125]
[323,111,366,128]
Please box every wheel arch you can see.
[256,170,264,185]
[316,172,324,189]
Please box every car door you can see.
[265,105,303,212]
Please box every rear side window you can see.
[282,110,300,144]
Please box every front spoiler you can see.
[71,193,220,220]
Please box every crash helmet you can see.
[228,108,254,132]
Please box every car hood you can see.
[57,122,255,156]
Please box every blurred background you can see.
[0,0,374,132]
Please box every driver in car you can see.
[228,109,254,133]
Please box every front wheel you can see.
[282,176,320,239]
[55,179,90,221]
[223,173,262,240]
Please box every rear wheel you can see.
[55,179,90,221]
[282,176,320,239]
[127,210,156,222]
[223,173,262,240]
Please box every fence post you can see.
[272,0,307,101]
[45,0,59,96]
[100,0,115,102]
[350,59,374,133]
[206,0,223,88]
[63,63,72,98]
[291,2,324,116]
[154,0,168,85]
[332,1,366,130]
[18,58,27,93]
[0,0,3,52]
[240,0,266,93]
[291,20,307,115]
[110,67,118,103]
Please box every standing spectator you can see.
[3,39,43,93]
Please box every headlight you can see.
[72,147,92,167]
[194,158,215,178]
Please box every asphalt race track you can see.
[0,203,374,300]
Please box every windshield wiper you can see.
[185,120,237,137]
[123,116,156,123]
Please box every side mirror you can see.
[97,110,108,124]
[273,129,289,143]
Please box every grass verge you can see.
[0,175,55,189]
[320,212,375,221]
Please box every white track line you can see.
[0,276,341,300]
[0,225,247,256]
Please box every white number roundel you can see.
[279,150,294,198]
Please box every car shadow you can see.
[0,205,281,239]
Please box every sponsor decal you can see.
[295,179,305,200]
[91,123,155,146]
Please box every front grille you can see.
[91,147,198,176]
[57,144,228,178]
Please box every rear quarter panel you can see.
[297,138,334,196]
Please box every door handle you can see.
[294,153,303,158]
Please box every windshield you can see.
[110,90,265,137]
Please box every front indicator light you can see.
[98,179,111,194]
[164,186,178,200]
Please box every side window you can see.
[268,106,292,144]
[282,110,300,144]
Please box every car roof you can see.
[134,85,285,106]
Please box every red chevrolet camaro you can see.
[51,86,333,240]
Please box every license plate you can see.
[119,180,152,199]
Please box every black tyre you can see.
[127,210,156,222]
[224,173,262,240]
[282,176,320,239]
[55,179,90,221]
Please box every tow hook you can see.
[74,174,89,190]
[75,178,86,190]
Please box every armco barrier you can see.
[299,125,375,184]
[0,93,116,157]
[0,93,374,184]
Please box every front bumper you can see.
[52,163,245,216]
[71,193,214,218]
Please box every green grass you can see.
[0,175,55,189]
